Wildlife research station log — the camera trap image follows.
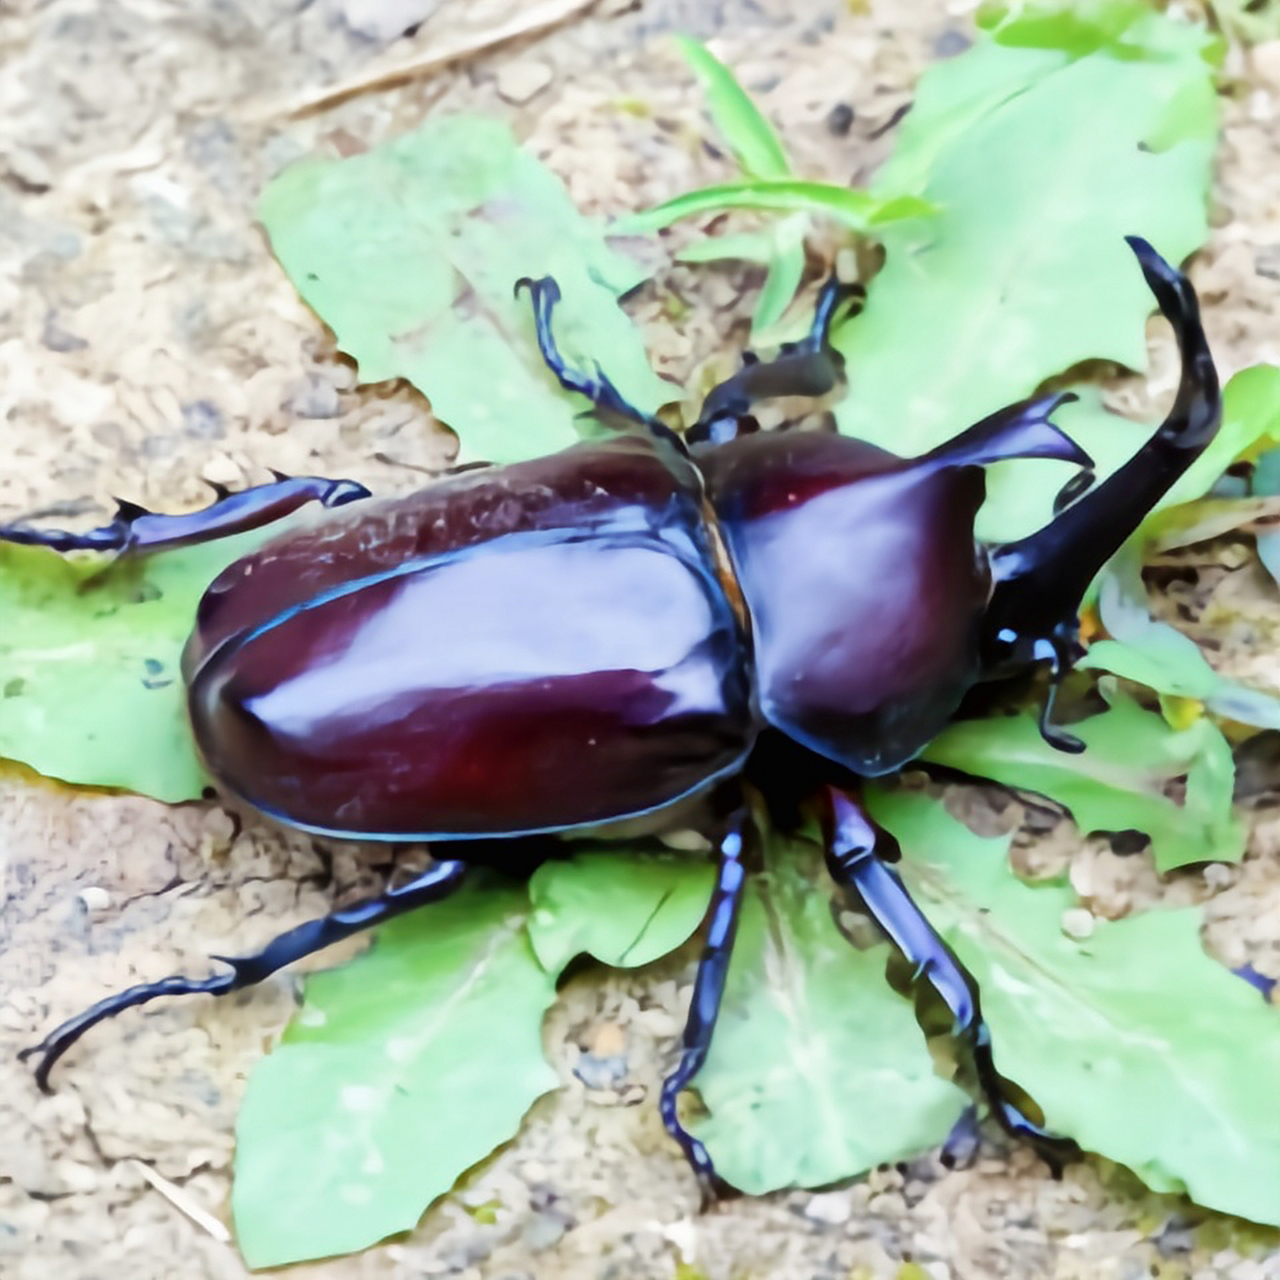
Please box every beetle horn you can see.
[980,237,1221,726]
[918,391,1091,471]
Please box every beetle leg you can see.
[21,858,467,1090]
[688,275,863,445]
[513,276,687,451]
[983,237,1221,739]
[821,786,1078,1169]
[659,806,752,1204]
[0,474,371,557]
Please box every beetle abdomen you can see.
[189,531,752,839]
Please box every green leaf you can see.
[233,880,559,1267]
[0,535,270,800]
[673,36,791,180]
[747,217,806,334]
[675,227,778,266]
[259,116,669,465]
[1150,363,1280,516]
[527,848,715,972]
[836,8,1218,457]
[920,684,1243,871]
[692,834,967,1193]
[615,181,935,236]
[875,788,1280,1228]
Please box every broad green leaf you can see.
[674,36,791,180]
[616,182,935,235]
[234,881,558,1267]
[692,835,967,1193]
[875,789,1280,1227]
[1141,495,1280,555]
[259,116,670,465]
[979,0,1224,62]
[0,535,269,800]
[527,848,715,971]
[836,9,1218,456]
[920,684,1243,871]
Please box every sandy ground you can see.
[4,1,1280,1277]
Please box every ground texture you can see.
[4,1,1280,1277]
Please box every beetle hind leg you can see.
[822,787,1078,1168]
[22,858,468,1090]
[0,474,371,557]
[659,806,752,1204]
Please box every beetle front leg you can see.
[659,805,752,1203]
[514,276,685,450]
[0,473,371,556]
[689,274,863,445]
[22,858,467,1090]
[821,786,1078,1168]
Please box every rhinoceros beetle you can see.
[9,236,1219,1197]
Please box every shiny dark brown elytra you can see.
[8,238,1220,1201]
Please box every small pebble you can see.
[521,1209,569,1252]
[182,399,225,440]
[804,1190,854,1224]
[1253,40,1280,89]
[5,145,52,191]
[76,886,111,913]
[1061,907,1096,940]
[496,59,553,105]
[287,373,340,419]
[825,103,855,136]
[1255,244,1280,280]
[201,454,242,487]
[41,310,88,353]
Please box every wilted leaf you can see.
[234,880,558,1267]
[527,848,715,971]
[1204,0,1280,43]
[875,788,1280,1228]
[692,835,967,1193]
[920,684,1243,871]
[259,116,670,465]
[1079,550,1280,732]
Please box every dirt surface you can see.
[4,1,1280,1278]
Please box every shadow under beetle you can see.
[10,236,1221,1198]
